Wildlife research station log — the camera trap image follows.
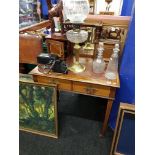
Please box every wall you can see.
[109,0,135,129]
[95,0,123,15]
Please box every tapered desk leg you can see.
[32,75,38,82]
[100,99,113,137]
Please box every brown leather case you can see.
[19,34,43,64]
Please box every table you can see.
[29,57,120,136]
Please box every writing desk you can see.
[29,57,120,136]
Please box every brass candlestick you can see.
[68,43,85,73]
[83,27,94,50]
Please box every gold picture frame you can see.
[110,103,135,155]
[19,74,58,138]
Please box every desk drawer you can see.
[73,81,111,98]
[37,76,72,91]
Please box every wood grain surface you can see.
[29,57,120,88]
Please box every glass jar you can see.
[105,44,119,80]
[93,42,106,74]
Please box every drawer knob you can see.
[85,87,96,95]
[85,87,91,94]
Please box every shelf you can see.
[19,0,39,29]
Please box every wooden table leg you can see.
[32,75,38,82]
[100,99,113,137]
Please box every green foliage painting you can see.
[19,81,57,137]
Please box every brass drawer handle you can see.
[91,88,97,95]
[85,87,97,95]
[85,87,91,94]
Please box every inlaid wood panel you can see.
[46,39,65,58]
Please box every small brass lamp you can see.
[63,0,90,73]
[66,29,88,73]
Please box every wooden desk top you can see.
[29,57,120,88]
[86,15,131,26]
[63,15,130,27]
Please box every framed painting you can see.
[19,74,58,138]
[110,103,135,155]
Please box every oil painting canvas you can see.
[19,77,58,138]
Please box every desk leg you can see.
[100,99,113,137]
[32,75,38,82]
